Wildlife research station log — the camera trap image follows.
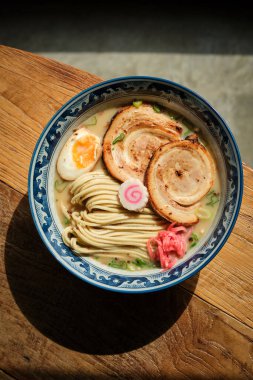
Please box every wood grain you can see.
[0,181,252,379]
[0,45,101,194]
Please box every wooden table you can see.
[0,45,252,380]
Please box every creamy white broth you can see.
[55,103,221,270]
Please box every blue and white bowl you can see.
[28,76,243,293]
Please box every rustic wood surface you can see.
[0,45,252,380]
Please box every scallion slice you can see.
[132,258,156,268]
[183,129,191,137]
[133,100,143,108]
[108,259,127,269]
[153,104,161,113]
[112,132,125,145]
[84,116,97,126]
[55,179,68,193]
[63,216,70,225]
[189,233,199,248]
[206,190,220,207]
[195,207,212,220]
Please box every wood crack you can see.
[0,368,19,380]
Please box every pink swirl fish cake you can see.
[118,178,148,212]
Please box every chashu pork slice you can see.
[103,104,182,182]
[146,135,215,225]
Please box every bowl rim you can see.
[28,75,243,293]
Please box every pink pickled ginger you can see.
[147,223,192,270]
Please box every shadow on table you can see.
[5,194,198,355]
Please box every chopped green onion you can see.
[55,179,68,193]
[189,233,199,248]
[63,216,70,226]
[132,258,146,267]
[132,258,156,268]
[112,132,125,145]
[133,100,143,108]
[84,116,97,126]
[153,104,161,113]
[195,207,212,220]
[207,198,219,206]
[108,258,155,270]
[206,190,220,207]
[108,259,127,269]
[183,129,191,137]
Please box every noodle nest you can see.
[62,171,167,260]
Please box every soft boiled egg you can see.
[57,128,102,180]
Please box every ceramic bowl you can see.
[28,76,243,293]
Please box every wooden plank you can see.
[0,370,16,380]
[0,45,101,194]
[183,166,253,328]
[0,181,252,379]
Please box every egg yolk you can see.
[72,135,98,168]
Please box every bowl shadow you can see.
[5,194,198,355]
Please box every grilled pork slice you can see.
[146,136,215,225]
[103,104,182,182]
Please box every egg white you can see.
[57,128,102,180]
